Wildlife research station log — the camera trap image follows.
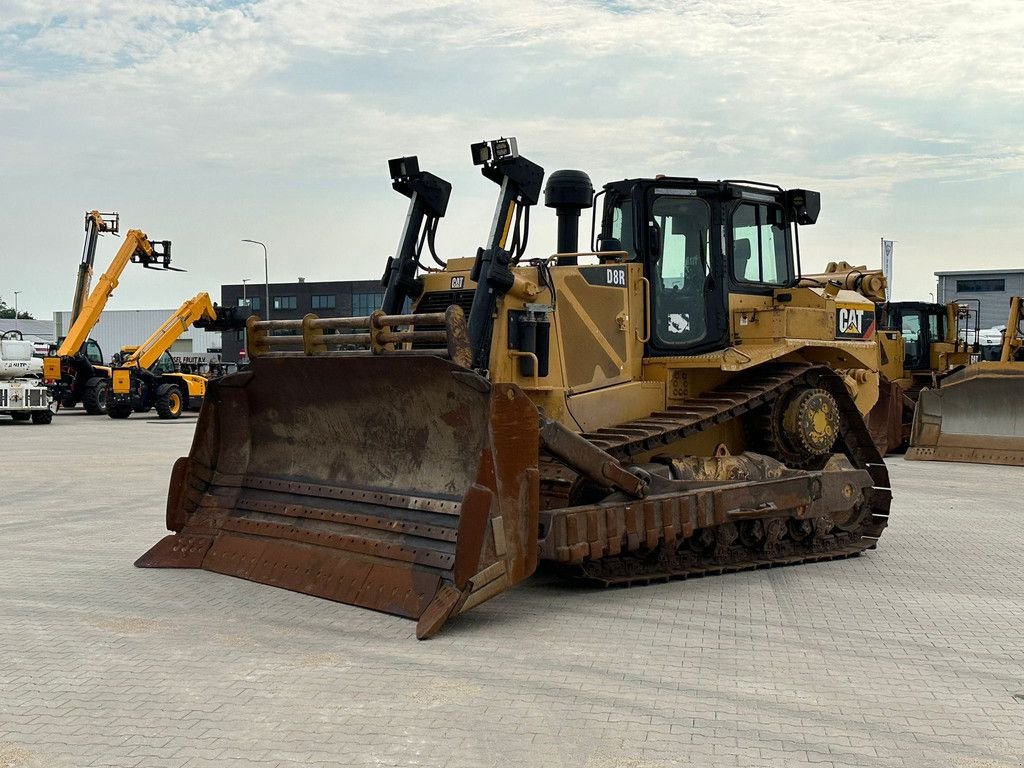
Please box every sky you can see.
[1,0,1022,319]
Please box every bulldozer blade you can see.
[866,378,908,455]
[906,362,1024,466]
[136,355,541,638]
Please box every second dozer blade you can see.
[137,355,541,638]
[907,362,1024,466]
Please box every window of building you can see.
[351,292,384,316]
[237,296,261,311]
[956,278,1005,293]
[312,294,336,310]
[273,295,297,311]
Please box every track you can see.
[539,362,891,585]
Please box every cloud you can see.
[0,0,1021,313]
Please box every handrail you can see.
[637,276,652,344]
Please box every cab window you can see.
[152,351,176,375]
[650,196,711,347]
[84,340,103,365]
[732,203,790,286]
[609,200,637,259]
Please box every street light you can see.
[241,239,270,320]
[13,291,21,332]
[241,278,251,306]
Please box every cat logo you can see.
[450,276,465,290]
[835,305,876,339]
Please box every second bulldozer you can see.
[907,296,1024,466]
[138,140,890,638]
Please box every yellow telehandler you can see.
[138,140,891,638]
[43,224,178,414]
[106,292,248,419]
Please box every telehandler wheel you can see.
[60,394,77,409]
[155,386,184,420]
[82,377,109,415]
[107,401,133,420]
[10,412,30,422]
[31,410,53,424]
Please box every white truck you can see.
[0,331,54,424]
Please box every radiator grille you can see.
[411,290,475,350]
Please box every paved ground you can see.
[1,409,1023,768]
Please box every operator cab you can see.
[150,350,177,375]
[55,336,104,365]
[598,178,818,356]
[878,302,949,371]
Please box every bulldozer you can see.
[138,139,891,639]
[907,295,1023,466]
[799,262,978,453]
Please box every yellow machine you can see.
[71,211,120,326]
[107,293,247,419]
[907,296,1024,465]
[800,262,976,453]
[138,140,891,639]
[43,227,176,414]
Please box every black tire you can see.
[10,412,31,422]
[107,401,133,419]
[60,394,78,409]
[155,386,184,420]
[31,410,53,424]
[82,377,109,415]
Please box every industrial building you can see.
[0,315,55,346]
[52,308,223,365]
[936,269,1024,328]
[220,278,384,361]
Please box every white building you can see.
[936,269,1024,329]
[53,308,223,364]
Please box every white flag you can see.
[881,239,894,300]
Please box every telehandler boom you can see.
[107,292,247,419]
[139,139,890,639]
[71,211,119,326]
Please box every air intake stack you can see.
[544,170,594,264]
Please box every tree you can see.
[0,297,33,320]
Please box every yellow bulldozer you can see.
[137,140,891,638]
[907,296,1023,466]
[798,262,979,454]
